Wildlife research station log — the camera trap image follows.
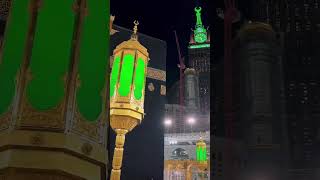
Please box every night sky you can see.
[111,0,209,88]
[111,0,253,88]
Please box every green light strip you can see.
[189,44,210,49]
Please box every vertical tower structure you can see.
[252,1,320,179]
[234,22,285,180]
[184,68,200,114]
[188,6,210,114]
[0,0,109,179]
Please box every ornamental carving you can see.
[161,85,166,96]
[147,67,166,82]
[72,108,101,143]
[81,142,93,155]
[17,70,66,131]
[30,133,44,145]
[110,15,119,36]
[148,83,155,92]
[0,110,11,131]
[71,76,107,144]
[18,100,65,130]
[0,0,10,20]
[164,160,209,180]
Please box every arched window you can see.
[171,148,189,159]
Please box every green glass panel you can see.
[27,0,75,110]
[76,0,109,121]
[133,58,145,100]
[118,54,134,97]
[0,0,30,115]
[196,147,200,161]
[110,56,120,98]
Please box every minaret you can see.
[0,1,110,179]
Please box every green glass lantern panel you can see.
[118,54,134,97]
[196,146,200,161]
[0,0,30,115]
[133,58,146,100]
[197,146,207,162]
[110,56,121,98]
[200,147,204,161]
[201,147,205,161]
[197,146,203,161]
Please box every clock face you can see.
[195,33,207,43]
[194,27,207,43]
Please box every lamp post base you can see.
[110,129,128,180]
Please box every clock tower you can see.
[188,6,210,114]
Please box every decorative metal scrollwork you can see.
[0,0,11,20]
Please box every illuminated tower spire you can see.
[193,7,208,44]
[195,7,203,27]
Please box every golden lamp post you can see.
[196,137,208,180]
[109,20,149,180]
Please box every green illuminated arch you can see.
[76,0,109,122]
[27,0,75,110]
[0,0,30,115]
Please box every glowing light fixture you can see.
[187,117,196,125]
[110,20,149,180]
[164,118,172,126]
[189,43,210,49]
[196,137,207,163]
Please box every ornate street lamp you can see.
[109,20,149,180]
[196,137,207,164]
[196,137,208,179]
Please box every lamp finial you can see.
[131,20,139,40]
[134,20,139,34]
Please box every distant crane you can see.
[217,0,241,179]
[174,30,186,134]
